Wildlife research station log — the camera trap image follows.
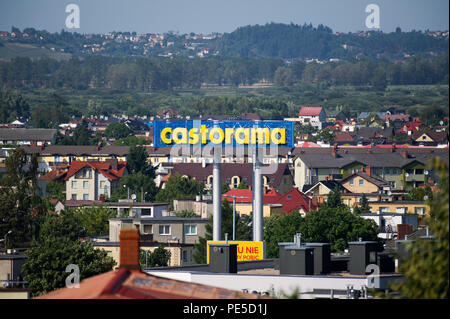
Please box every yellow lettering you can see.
[200,125,209,144]
[209,127,224,144]
[225,128,234,144]
[251,128,270,144]
[271,128,286,145]
[189,128,199,144]
[161,127,172,144]
[235,128,249,144]
[173,127,188,144]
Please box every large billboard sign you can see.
[206,240,264,263]
[153,120,294,148]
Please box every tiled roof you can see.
[64,160,127,181]
[298,106,323,116]
[36,268,266,299]
[340,172,390,188]
[293,147,449,168]
[0,128,57,141]
[171,163,291,188]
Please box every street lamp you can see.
[2,230,12,249]
[222,195,249,240]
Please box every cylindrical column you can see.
[253,147,264,242]
[212,144,222,241]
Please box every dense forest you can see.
[214,23,449,60]
[0,54,448,91]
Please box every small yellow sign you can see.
[206,241,264,264]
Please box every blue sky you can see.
[0,0,448,34]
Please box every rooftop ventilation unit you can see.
[209,243,238,274]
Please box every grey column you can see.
[253,147,264,242]
[212,135,222,241]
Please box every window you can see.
[143,225,152,234]
[349,179,354,185]
[184,224,197,235]
[83,181,89,189]
[159,225,170,235]
[415,169,424,175]
[100,181,106,189]
[182,250,188,262]
[71,194,77,200]
[83,194,89,200]
[379,207,389,213]
[286,194,292,200]
[359,179,364,185]
[414,207,425,215]
[71,181,77,189]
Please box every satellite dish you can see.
[131,194,137,200]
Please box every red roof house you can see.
[298,106,323,116]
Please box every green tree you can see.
[237,179,249,189]
[354,194,371,214]
[126,145,154,177]
[389,158,448,298]
[104,122,133,139]
[155,173,204,208]
[22,239,116,297]
[72,206,117,236]
[263,211,304,258]
[46,181,65,201]
[139,246,171,268]
[193,200,252,263]
[0,148,45,247]
[404,186,434,201]
[324,186,345,209]
[299,206,379,252]
[110,172,158,202]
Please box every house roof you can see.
[304,180,349,195]
[334,132,355,142]
[171,163,291,189]
[64,160,127,181]
[412,130,448,143]
[40,168,68,182]
[298,107,323,116]
[293,147,449,168]
[222,189,282,204]
[340,172,390,188]
[0,128,57,141]
[269,188,317,214]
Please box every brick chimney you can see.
[401,150,408,159]
[390,143,396,153]
[119,229,140,270]
[96,142,102,151]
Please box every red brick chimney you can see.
[401,150,408,159]
[119,229,140,270]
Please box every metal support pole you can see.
[212,142,222,241]
[253,147,263,242]
[232,197,236,240]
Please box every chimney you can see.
[119,229,140,270]
[401,150,408,159]
[391,143,396,153]
[96,142,102,151]
[106,158,118,170]
[331,151,337,158]
[329,175,334,181]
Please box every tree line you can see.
[0,54,448,92]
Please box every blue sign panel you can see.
[153,120,294,148]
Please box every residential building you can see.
[108,217,208,245]
[0,128,57,146]
[169,163,294,195]
[64,159,128,201]
[292,146,448,191]
[297,106,327,130]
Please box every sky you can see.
[0,0,448,34]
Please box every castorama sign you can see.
[153,120,294,148]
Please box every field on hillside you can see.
[0,40,71,61]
